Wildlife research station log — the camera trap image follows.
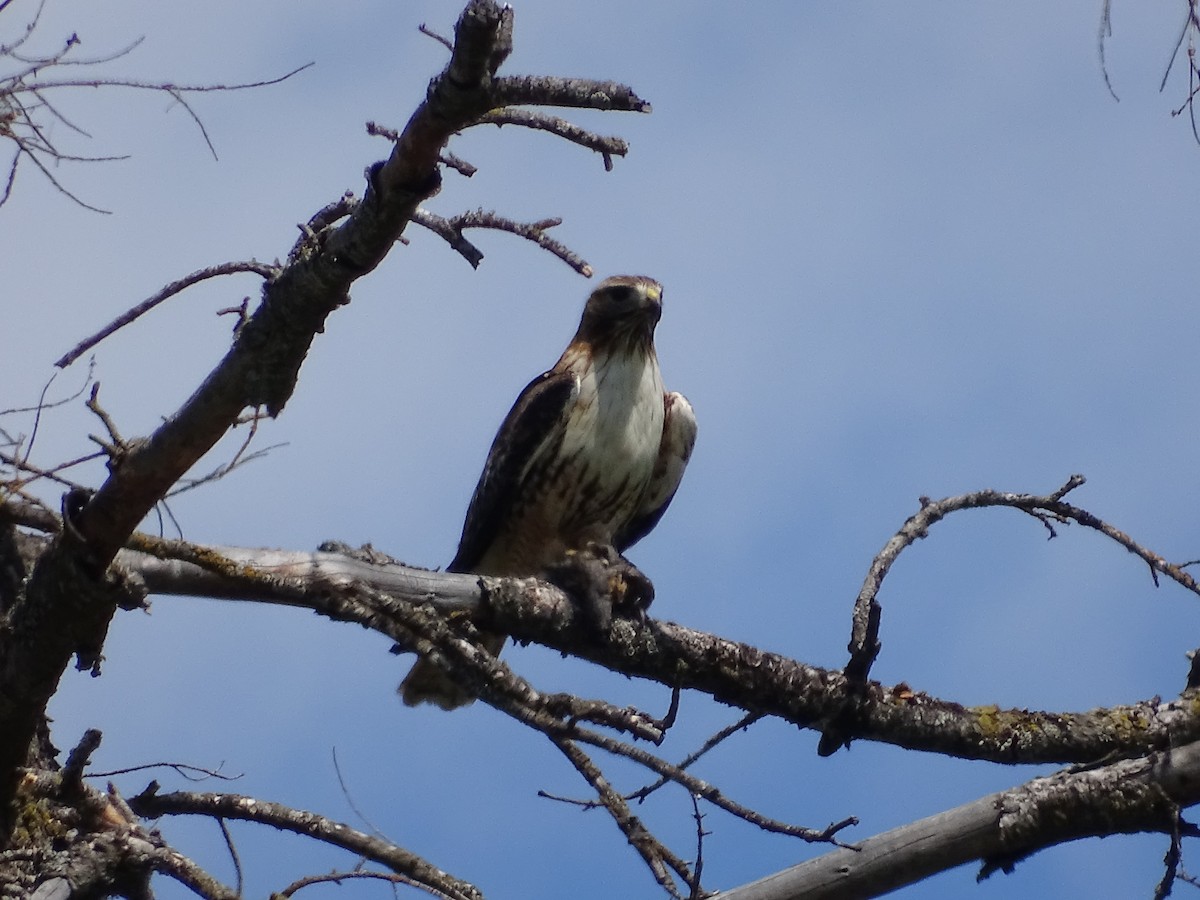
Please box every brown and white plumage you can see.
[400,275,696,709]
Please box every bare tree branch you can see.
[0,4,312,208]
[412,207,593,274]
[5,514,1193,770]
[128,785,482,900]
[55,261,280,369]
[720,739,1200,900]
[477,108,630,170]
[843,474,1200,689]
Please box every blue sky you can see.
[6,1,1200,897]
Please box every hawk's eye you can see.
[605,286,635,304]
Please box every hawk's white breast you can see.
[551,343,665,546]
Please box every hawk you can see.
[400,275,697,709]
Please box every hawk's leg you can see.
[543,542,655,634]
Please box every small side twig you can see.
[367,124,478,177]
[412,206,592,275]
[1154,801,1185,900]
[85,383,126,460]
[689,793,708,900]
[418,23,454,52]
[439,151,477,177]
[492,75,652,114]
[62,728,103,794]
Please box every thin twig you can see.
[16,66,315,98]
[216,818,243,897]
[628,713,764,803]
[0,356,94,418]
[1,449,104,492]
[1097,0,1119,102]
[689,793,707,900]
[88,761,242,782]
[331,747,388,840]
[56,261,279,368]
[276,870,450,900]
[1160,4,1192,92]
[551,735,692,899]
[418,23,454,52]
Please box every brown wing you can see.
[448,369,579,573]
[615,390,697,552]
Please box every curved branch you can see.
[844,474,1200,685]
[128,786,481,900]
[55,261,280,369]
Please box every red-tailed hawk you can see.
[400,275,697,709]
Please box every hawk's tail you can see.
[398,631,506,711]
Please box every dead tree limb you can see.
[720,738,1200,900]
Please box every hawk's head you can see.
[576,275,663,352]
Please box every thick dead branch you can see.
[493,76,651,113]
[5,515,1193,768]
[720,738,1200,900]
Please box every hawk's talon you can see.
[543,543,655,634]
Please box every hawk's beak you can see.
[643,286,663,323]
